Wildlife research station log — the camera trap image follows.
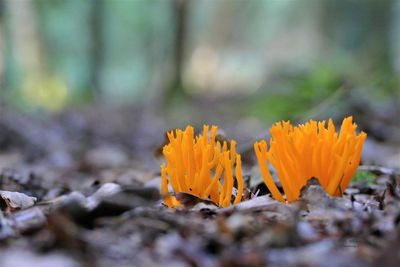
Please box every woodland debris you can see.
[0,190,37,213]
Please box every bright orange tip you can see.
[254,116,367,202]
[160,125,244,208]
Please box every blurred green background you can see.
[0,0,399,121]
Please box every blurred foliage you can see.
[247,63,346,121]
[350,170,376,186]
[0,0,399,118]
[35,0,92,99]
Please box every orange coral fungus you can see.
[254,116,367,202]
[161,125,244,208]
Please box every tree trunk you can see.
[165,0,189,102]
[89,0,104,100]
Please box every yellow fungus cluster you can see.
[160,117,367,207]
[161,125,243,208]
[254,116,367,202]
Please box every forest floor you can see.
[0,104,399,267]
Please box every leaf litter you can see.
[0,108,399,267]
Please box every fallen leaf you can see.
[0,190,37,213]
[174,192,218,209]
